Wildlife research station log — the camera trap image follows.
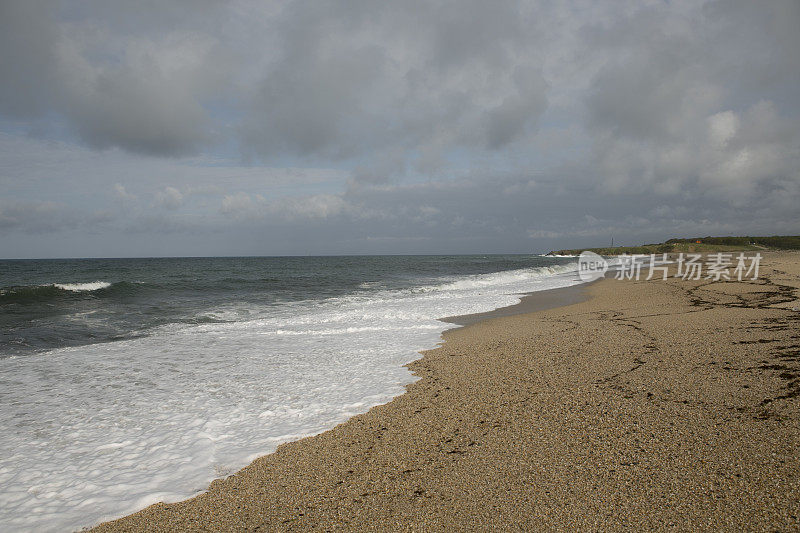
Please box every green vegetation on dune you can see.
[666,235,800,249]
[547,235,799,256]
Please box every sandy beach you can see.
[94,251,800,531]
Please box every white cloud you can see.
[155,186,183,210]
[708,111,739,149]
[220,192,255,216]
[113,183,137,201]
[271,194,347,220]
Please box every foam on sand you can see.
[0,263,581,532]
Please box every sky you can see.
[0,0,798,258]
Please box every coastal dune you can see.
[95,252,800,531]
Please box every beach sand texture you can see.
[95,252,800,531]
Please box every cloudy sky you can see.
[1,0,798,258]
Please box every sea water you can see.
[0,255,581,531]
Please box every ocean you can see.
[0,255,581,531]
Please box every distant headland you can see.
[547,235,800,256]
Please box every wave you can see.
[434,263,577,291]
[0,281,140,304]
[53,281,111,292]
[264,324,443,336]
[0,256,585,531]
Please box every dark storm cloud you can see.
[0,0,231,156]
[0,0,798,256]
[1,0,550,162]
[241,0,548,164]
[0,2,59,118]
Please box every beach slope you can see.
[95,252,800,531]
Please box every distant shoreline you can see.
[547,234,799,256]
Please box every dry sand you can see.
[94,251,800,531]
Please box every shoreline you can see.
[86,279,591,528]
[441,282,591,327]
[94,252,800,531]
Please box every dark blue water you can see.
[0,255,573,357]
[1,254,584,531]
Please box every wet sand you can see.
[441,282,591,326]
[94,251,800,531]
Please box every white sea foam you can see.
[0,262,581,532]
[53,281,112,292]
